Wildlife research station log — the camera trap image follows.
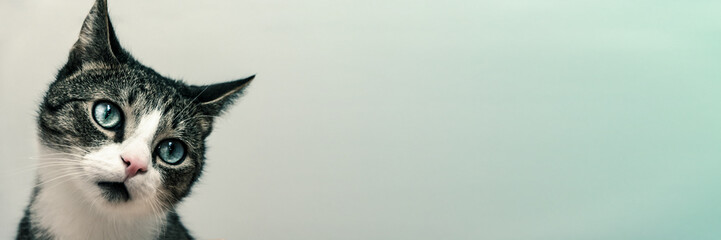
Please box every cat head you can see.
[36,0,253,216]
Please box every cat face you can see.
[35,0,253,217]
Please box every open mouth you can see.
[97,182,130,202]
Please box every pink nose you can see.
[121,154,148,179]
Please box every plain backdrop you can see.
[2,0,721,239]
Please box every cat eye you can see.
[92,101,123,129]
[157,139,186,165]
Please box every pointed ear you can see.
[60,0,130,77]
[188,75,255,116]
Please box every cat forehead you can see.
[48,65,202,121]
[52,65,182,100]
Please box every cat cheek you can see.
[83,144,127,182]
[125,168,163,201]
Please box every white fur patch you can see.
[33,110,168,240]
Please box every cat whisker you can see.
[41,143,91,153]
[148,198,162,226]
[35,157,82,161]
[7,161,85,176]
[12,163,81,173]
[30,157,85,162]
[16,159,84,168]
[39,177,78,192]
[35,171,85,188]
[32,152,86,158]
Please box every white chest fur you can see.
[32,181,167,240]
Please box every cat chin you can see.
[71,181,168,217]
[91,194,169,217]
[86,173,168,216]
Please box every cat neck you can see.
[30,177,168,240]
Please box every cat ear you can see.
[60,0,130,76]
[188,75,255,116]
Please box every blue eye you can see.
[157,139,186,165]
[92,101,123,129]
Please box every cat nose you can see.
[121,154,148,179]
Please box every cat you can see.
[16,0,254,239]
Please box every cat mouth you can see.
[97,182,130,202]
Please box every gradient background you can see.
[1,0,721,239]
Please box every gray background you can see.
[2,0,721,239]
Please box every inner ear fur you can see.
[187,75,255,116]
[59,0,132,79]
